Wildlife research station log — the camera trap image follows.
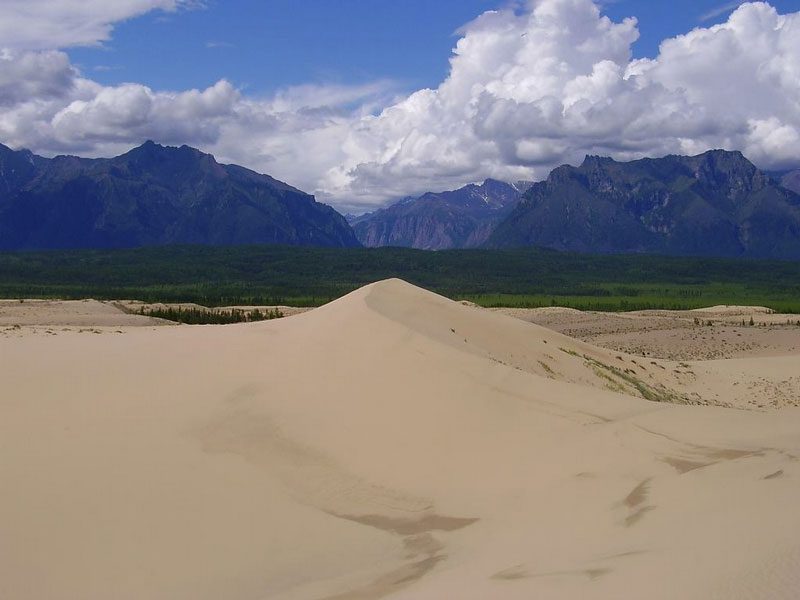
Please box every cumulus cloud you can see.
[322,0,800,208]
[0,50,77,106]
[51,80,240,147]
[1,0,800,212]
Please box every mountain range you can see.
[1,141,799,259]
[350,179,529,250]
[487,150,800,258]
[0,141,358,250]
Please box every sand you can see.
[495,305,800,360]
[0,299,169,328]
[1,279,799,599]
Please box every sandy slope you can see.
[1,279,799,599]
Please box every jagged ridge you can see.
[0,141,360,250]
[487,149,800,258]
[352,179,527,250]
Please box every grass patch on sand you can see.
[560,347,691,404]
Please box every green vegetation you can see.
[560,348,690,404]
[139,306,283,325]
[537,360,556,378]
[0,245,799,312]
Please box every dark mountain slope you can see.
[0,141,359,250]
[779,169,800,195]
[353,179,526,250]
[487,150,800,259]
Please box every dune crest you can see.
[1,279,799,599]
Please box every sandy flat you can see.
[1,280,799,599]
[0,299,169,328]
[0,299,310,339]
[495,305,800,360]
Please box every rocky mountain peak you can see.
[352,178,525,249]
[488,150,800,258]
[0,142,359,250]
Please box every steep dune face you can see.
[1,280,799,599]
[362,280,800,409]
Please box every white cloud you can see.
[0,0,201,50]
[699,1,748,22]
[1,0,800,213]
[0,50,77,106]
[319,0,800,209]
[51,79,240,147]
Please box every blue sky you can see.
[69,1,502,94]
[68,0,800,95]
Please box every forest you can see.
[1,245,799,312]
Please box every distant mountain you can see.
[779,170,800,195]
[487,150,800,259]
[353,179,527,250]
[0,141,359,250]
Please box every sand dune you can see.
[1,279,799,599]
